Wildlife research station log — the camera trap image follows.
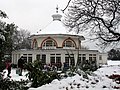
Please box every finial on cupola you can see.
[56,5,59,13]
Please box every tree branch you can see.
[62,0,72,13]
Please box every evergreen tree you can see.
[25,60,60,88]
[108,49,120,60]
[0,9,31,72]
[0,10,7,72]
[2,23,17,58]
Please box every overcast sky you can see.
[0,0,69,33]
[0,0,103,51]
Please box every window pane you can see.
[65,57,69,67]
[50,57,55,65]
[82,54,86,56]
[42,54,46,64]
[23,57,27,63]
[99,55,102,60]
[93,54,96,56]
[56,57,61,68]
[56,57,61,63]
[66,41,72,47]
[28,57,32,62]
[46,40,52,46]
[78,57,81,64]
[89,57,92,61]
[89,54,92,56]
[70,57,75,66]
[36,54,40,60]
[63,40,75,47]
[93,57,96,61]
[43,39,56,48]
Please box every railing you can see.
[63,47,75,49]
[42,47,56,49]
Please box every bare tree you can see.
[13,29,31,50]
[63,0,120,47]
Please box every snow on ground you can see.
[107,60,120,65]
[3,60,120,90]
[29,64,120,90]
[3,69,28,81]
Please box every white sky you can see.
[0,0,69,33]
[0,0,101,50]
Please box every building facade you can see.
[12,9,107,68]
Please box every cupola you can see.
[52,6,62,21]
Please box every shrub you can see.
[25,60,60,88]
[0,61,6,72]
[11,64,17,68]
[0,72,29,90]
[108,74,120,84]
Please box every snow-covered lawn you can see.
[107,60,120,65]
[29,64,120,90]
[3,60,120,90]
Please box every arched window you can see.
[63,38,76,49]
[63,40,75,47]
[43,39,56,47]
[42,38,57,49]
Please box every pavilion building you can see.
[12,8,107,68]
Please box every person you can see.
[17,56,25,76]
[57,62,62,70]
[63,62,68,71]
[5,60,12,77]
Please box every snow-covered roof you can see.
[31,9,85,41]
[38,11,76,35]
[40,20,72,34]
[30,34,85,41]
[30,8,85,40]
